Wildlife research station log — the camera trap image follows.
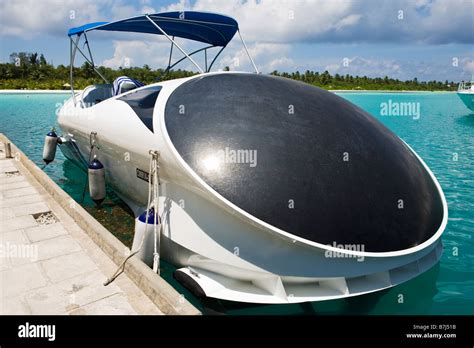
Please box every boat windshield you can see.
[458,81,474,91]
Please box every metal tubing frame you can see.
[238,30,259,73]
[167,36,174,69]
[145,15,204,73]
[207,45,226,72]
[68,17,260,103]
[167,45,214,72]
[70,35,80,105]
[70,37,109,84]
[83,32,95,67]
[70,38,73,103]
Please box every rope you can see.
[150,150,161,274]
[104,150,161,285]
[81,132,97,203]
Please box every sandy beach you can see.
[0,90,75,93]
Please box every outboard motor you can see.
[132,208,159,267]
[42,128,58,164]
[88,156,106,205]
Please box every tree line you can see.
[0,52,195,90]
[270,70,456,91]
[0,52,457,91]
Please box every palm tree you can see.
[29,53,39,66]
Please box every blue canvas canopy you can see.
[68,11,239,47]
[67,10,258,100]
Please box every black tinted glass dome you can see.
[164,73,444,252]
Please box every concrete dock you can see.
[0,136,199,315]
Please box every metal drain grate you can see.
[5,170,21,177]
[32,211,58,225]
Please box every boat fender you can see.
[173,269,206,298]
[88,156,106,205]
[131,208,159,267]
[42,129,58,164]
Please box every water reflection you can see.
[456,113,474,127]
[60,158,135,247]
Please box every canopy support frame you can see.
[69,34,110,103]
[238,30,259,74]
[145,14,204,73]
[207,45,226,72]
[169,45,214,72]
[167,36,175,70]
[83,32,95,67]
[69,35,80,105]
[67,12,261,99]
[70,36,109,84]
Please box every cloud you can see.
[0,0,154,38]
[325,56,402,77]
[216,42,294,72]
[1,0,472,44]
[290,54,473,81]
[161,0,473,44]
[347,0,474,44]
[165,0,358,43]
[0,0,107,37]
[1,0,472,81]
[463,59,474,75]
[102,38,171,68]
[334,14,362,31]
[109,2,156,20]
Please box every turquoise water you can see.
[1,91,473,315]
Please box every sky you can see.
[0,0,473,82]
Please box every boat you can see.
[457,81,474,111]
[53,11,448,304]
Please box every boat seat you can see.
[113,76,144,96]
[81,84,113,107]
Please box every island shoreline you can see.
[0,89,456,94]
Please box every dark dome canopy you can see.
[165,73,444,252]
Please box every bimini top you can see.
[67,11,239,47]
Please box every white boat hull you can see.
[457,91,474,111]
[57,72,447,304]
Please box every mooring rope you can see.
[81,132,97,203]
[104,150,161,286]
[150,150,161,274]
